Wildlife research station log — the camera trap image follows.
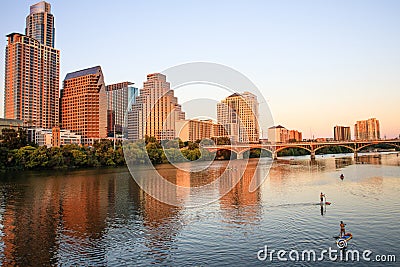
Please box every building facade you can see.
[28,128,81,148]
[268,125,302,143]
[175,119,213,142]
[268,125,288,143]
[106,82,138,136]
[128,73,185,141]
[217,92,259,143]
[60,66,107,145]
[4,1,60,129]
[354,118,380,141]
[334,126,351,141]
[289,130,302,142]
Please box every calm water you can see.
[0,153,399,266]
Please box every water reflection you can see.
[0,153,398,266]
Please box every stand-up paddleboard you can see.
[335,233,353,248]
[320,201,331,205]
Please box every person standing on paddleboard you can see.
[340,221,346,237]
[320,192,325,203]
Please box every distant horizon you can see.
[1,0,399,138]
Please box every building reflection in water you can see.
[219,160,262,225]
[0,168,182,265]
[335,157,353,169]
[356,154,382,165]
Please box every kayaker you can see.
[340,221,346,237]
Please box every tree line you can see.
[0,129,231,170]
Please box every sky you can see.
[0,0,399,139]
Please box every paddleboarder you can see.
[320,192,325,203]
[340,221,346,237]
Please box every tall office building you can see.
[354,118,380,141]
[4,1,60,128]
[106,82,138,136]
[60,66,107,145]
[334,126,351,141]
[128,73,185,141]
[217,92,259,143]
[26,1,55,47]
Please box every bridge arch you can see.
[314,144,355,153]
[239,147,273,158]
[356,143,400,152]
[206,147,238,159]
[275,145,312,154]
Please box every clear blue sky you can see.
[1,0,399,138]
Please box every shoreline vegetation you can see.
[0,129,398,171]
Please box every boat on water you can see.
[320,201,331,205]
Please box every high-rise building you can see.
[106,82,138,136]
[128,73,185,141]
[217,92,259,143]
[4,1,60,129]
[334,126,351,141]
[60,66,107,145]
[26,1,55,47]
[354,118,380,141]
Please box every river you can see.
[0,153,399,266]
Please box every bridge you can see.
[203,139,400,160]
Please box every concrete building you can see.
[334,126,351,141]
[60,66,107,145]
[4,2,60,129]
[268,125,302,143]
[354,118,380,141]
[217,92,259,144]
[106,82,138,137]
[128,73,185,141]
[28,128,81,148]
[175,119,213,142]
[289,130,302,142]
[268,125,288,143]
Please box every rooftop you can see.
[65,66,102,80]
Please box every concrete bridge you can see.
[203,139,400,160]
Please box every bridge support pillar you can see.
[273,151,278,160]
[310,151,316,160]
[237,152,243,160]
[354,151,358,158]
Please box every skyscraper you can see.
[217,92,259,143]
[60,66,107,145]
[334,126,351,141]
[128,73,185,141]
[354,118,380,141]
[26,1,55,47]
[106,82,138,136]
[4,1,60,129]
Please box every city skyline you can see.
[1,1,399,138]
